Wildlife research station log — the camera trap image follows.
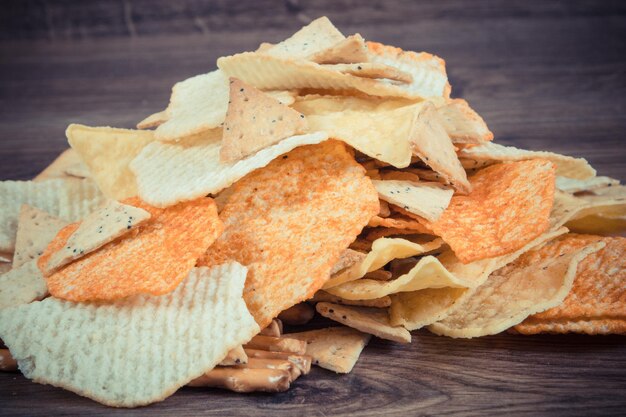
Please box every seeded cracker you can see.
[13,205,67,268]
[0,263,259,407]
[372,180,453,222]
[263,16,345,60]
[197,141,379,328]
[39,197,222,302]
[0,260,47,309]
[220,78,308,163]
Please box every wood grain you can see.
[0,1,625,415]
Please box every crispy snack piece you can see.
[263,16,345,60]
[43,200,151,275]
[316,302,411,343]
[514,235,625,334]
[137,110,169,130]
[188,367,291,393]
[373,180,453,222]
[244,349,312,375]
[423,159,556,263]
[331,249,367,275]
[0,260,47,309]
[259,319,283,337]
[39,197,223,302]
[13,205,67,268]
[0,264,260,407]
[277,303,315,325]
[322,63,413,83]
[287,327,371,373]
[309,34,370,64]
[34,149,86,181]
[436,98,493,144]
[368,214,431,231]
[428,239,604,338]
[67,124,156,200]
[219,346,248,366]
[310,290,392,308]
[197,141,379,328]
[220,78,308,163]
[244,335,307,355]
[556,176,619,193]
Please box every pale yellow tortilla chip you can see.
[67,124,156,200]
[263,16,345,60]
[309,34,370,64]
[436,98,493,144]
[372,180,453,222]
[0,260,47,308]
[13,205,67,269]
[322,63,413,83]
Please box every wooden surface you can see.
[0,1,625,415]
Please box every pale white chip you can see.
[372,180,453,222]
[435,98,493,144]
[13,205,67,269]
[458,142,596,179]
[0,260,47,309]
[44,200,151,275]
[0,178,105,252]
[0,263,259,407]
[154,70,230,141]
[309,33,370,64]
[322,63,413,83]
[556,176,620,193]
[130,131,328,208]
[264,16,345,59]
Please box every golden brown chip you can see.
[197,141,379,328]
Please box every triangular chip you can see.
[316,302,410,343]
[220,78,308,163]
[322,63,413,83]
[197,141,379,328]
[0,260,47,309]
[556,176,620,193]
[409,102,470,194]
[67,124,156,200]
[0,263,259,407]
[458,141,596,179]
[131,129,327,208]
[0,178,105,252]
[13,205,67,268]
[436,98,493,144]
[309,34,369,64]
[39,197,223,302]
[43,200,151,275]
[264,16,345,59]
[422,159,556,263]
[372,180,453,222]
[428,239,604,338]
[287,327,371,373]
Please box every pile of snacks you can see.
[0,16,624,408]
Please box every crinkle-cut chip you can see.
[0,260,47,309]
[13,205,67,268]
[35,149,86,181]
[43,201,151,276]
[331,249,367,275]
[264,16,345,60]
[409,102,471,194]
[218,52,434,100]
[67,124,156,200]
[287,327,371,374]
[310,290,392,308]
[556,176,619,193]
[197,141,379,328]
[324,237,444,289]
[0,178,105,252]
[322,63,413,84]
[131,129,327,208]
[423,160,556,263]
[0,263,259,408]
[155,70,230,141]
[373,180,453,222]
[366,41,451,98]
[458,142,596,179]
[513,236,625,329]
[316,302,411,343]
[220,78,308,163]
[514,317,626,335]
[39,197,223,302]
[137,110,169,130]
[309,34,370,64]
[428,240,604,338]
[435,98,493,144]
[389,226,570,329]
[368,214,431,231]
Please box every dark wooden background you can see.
[0,1,625,415]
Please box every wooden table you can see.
[0,1,625,415]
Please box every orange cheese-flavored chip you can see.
[514,235,625,334]
[423,159,555,263]
[197,141,379,328]
[39,197,223,302]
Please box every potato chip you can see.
[373,180,453,222]
[136,110,169,130]
[197,141,379,328]
[13,205,67,268]
[0,178,105,252]
[287,327,371,373]
[263,16,345,60]
[514,317,626,335]
[0,263,259,407]
[43,200,151,275]
[331,249,367,275]
[310,290,392,308]
[316,302,411,343]
[64,162,91,179]
[556,176,619,193]
[428,239,603,338]
[367,214,431,231]
[0,260,47,309]
[309,34,369,64]
[378,170,421,183]
[458,142,596,179]
[39,197,223,302]
[322,63,413,83]
[34,149,86,181]
[436,98,493,144]
[220,78,308,163]
[293,94,411,115]
[67,124,156,200]
[423,159,556,263]
[409,102,471,194]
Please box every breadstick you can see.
[218,345,248,366]
[244,335,306,354]
[309,290,391,308]
[244,348,312,375]
[0,349,17,372]
[259,319,283,337]
[188,367,290,392]
[242,357,300,381]
[277,303,315,325]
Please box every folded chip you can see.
[197,141,379,328]
[0,263,260,407]
[13,205,67,268]
[39,197,223,302]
